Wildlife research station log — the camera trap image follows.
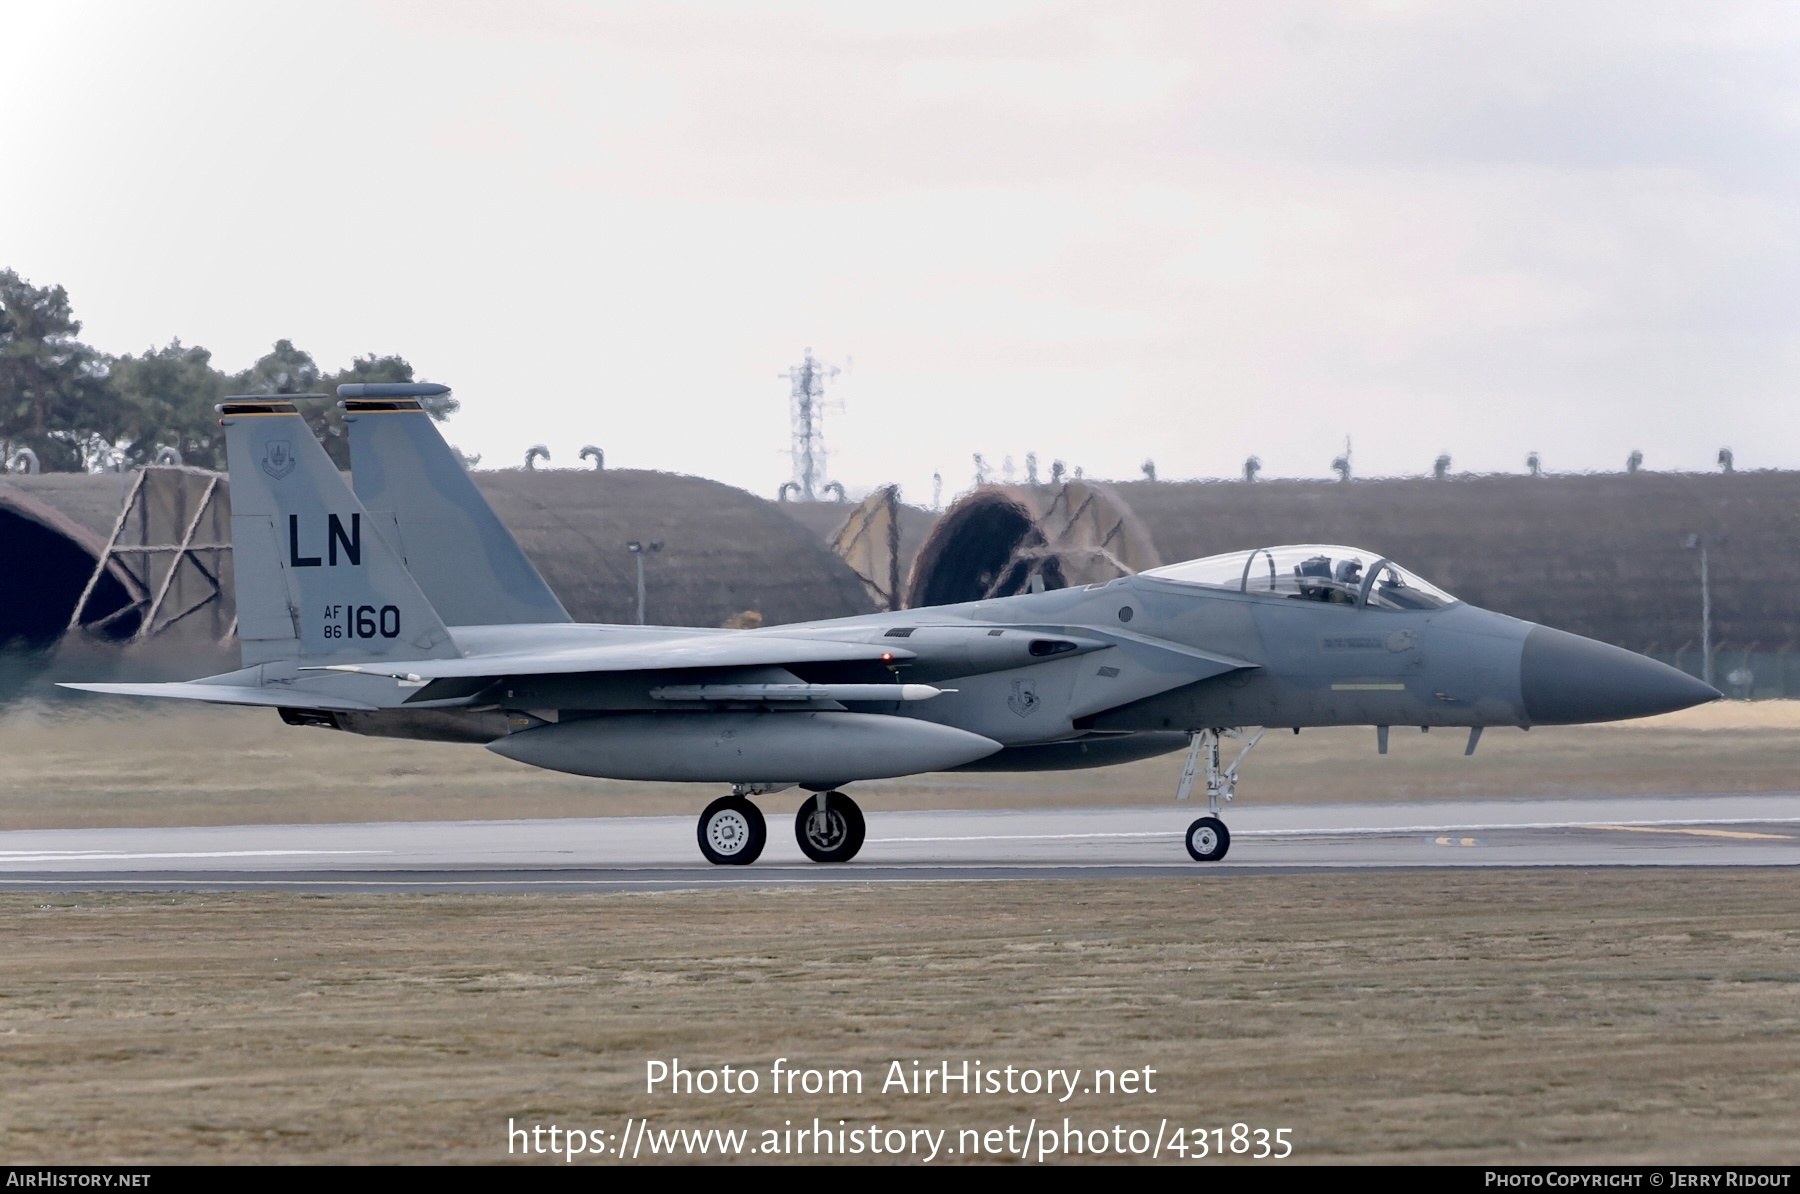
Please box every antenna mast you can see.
[781,347,840,501]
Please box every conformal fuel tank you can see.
[486,710,1003,785]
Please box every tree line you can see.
[0,269,455,472]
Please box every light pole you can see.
[1684,533,1712,686]
[627,540,663,625]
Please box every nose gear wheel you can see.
[1186,815,1230,862]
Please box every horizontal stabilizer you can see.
[58,682,379,712]
[321,634,918,681]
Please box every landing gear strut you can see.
[1177,727,1262,863]
[697,794,767,865]
[795,790,865,863]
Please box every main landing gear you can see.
[795,790,865,863]
[695,787,867,865]
[697,793,767,865]
[1177,727,1263,863]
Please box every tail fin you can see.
[341,384,570,627]
[220,399,458,666]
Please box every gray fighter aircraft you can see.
[65,385,1720,865]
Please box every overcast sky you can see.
[4,0,1796,503]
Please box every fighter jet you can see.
[64,384,1720,865]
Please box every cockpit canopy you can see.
[1142,545,1458,611]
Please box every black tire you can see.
[697,795,766,865]
[1185,816,1230,862]
[794,791,866,863]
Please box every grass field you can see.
[1,700,1796,830]
[2,871,1795,1165]
[4,703,1793,1165]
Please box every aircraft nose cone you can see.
[1521,625,1721,725]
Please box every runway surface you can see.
[1,793,1795,891]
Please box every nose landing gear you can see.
[795,790,866,863]
[1177,727,1262,863]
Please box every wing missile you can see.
[647,683,945,702]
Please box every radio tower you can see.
[782,347,840,501]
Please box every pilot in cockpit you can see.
[1330,558,1363,603]
[1294,554,1363,602]
[1294,555,1333,600]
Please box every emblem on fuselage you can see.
[1007,679,1040,718]
[261,440,296,480]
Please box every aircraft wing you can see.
[58,682,380,711]
[309,633,917,681]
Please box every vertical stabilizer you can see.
[342,385,570,626]
[220,399,458,666]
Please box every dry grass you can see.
[1,871,1794,1165]
[1,701,1796,830]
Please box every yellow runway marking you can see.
[1580,824,1793,840]
[1433,836,1480,847]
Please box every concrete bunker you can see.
[902,481,1160,608]
[0,485,140,648]
[905,488,1067,608]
